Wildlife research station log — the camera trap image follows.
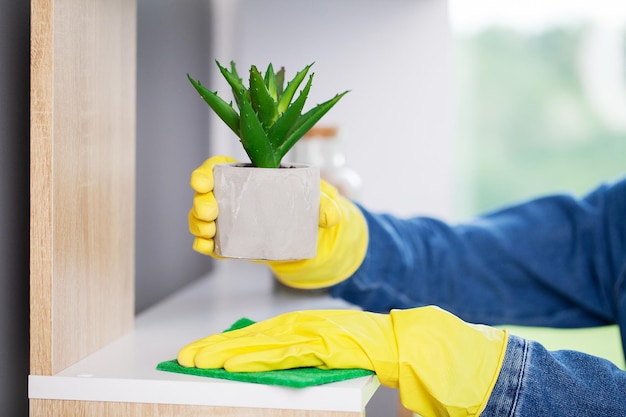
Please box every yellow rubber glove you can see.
[188,155,369,289]
[178,306,508,417]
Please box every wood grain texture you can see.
[29,400,365,417]
[30,0,136,376]
[30,0,55,378]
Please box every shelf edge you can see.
[28,374,380,412]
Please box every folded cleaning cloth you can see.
[157,317,374,388]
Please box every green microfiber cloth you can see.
[157,317,374,388]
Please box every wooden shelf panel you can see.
[30,400,368,417]
[30,0,136,376]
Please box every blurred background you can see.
[449,0,626,217]
[1,0,625,415]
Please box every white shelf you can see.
[29,262,380,412]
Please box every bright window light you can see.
[448,1,626,216]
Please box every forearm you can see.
[331,177,626,327]
[483,335,626,416]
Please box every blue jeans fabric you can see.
[484,335,626,416]
[330,176,626,415]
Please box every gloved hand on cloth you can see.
[188,155,369,289]
[178,306,508,417]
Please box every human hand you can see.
[188,155,369,288]
[178,306,508,417]
[188,155,238,257]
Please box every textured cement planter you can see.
[213,163,320,260]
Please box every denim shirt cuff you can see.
[481,334,528,416]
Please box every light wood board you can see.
[30,0,136,376]
[30,400,364,417]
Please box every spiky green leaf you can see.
[276,91,349,162]
[277,63,313,114]
[249,65,278,129]
[216,60,248,111]
[189,61,346,168]
[267,73,313,148]
[238,91,278,168]
[229,61,241,80]
[264,63,278,101]
[187,74,240,136]
[275,67,285,99]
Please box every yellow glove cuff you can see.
[391,307,508,417]
[269,184,369,289]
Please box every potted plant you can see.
[188,61,348,260]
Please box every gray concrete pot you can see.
[212,162,320,260]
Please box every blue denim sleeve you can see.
[483,334,626,416]
[330,176,626,330]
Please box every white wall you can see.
[135,0,215,312]
[209,0,455,218]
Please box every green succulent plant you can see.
[188,61,348,168]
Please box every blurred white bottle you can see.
[290,125,362,200]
